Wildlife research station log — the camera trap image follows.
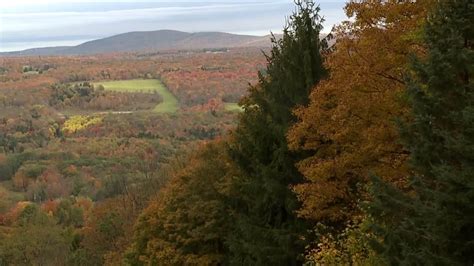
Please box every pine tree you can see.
[227,0,328,264]
[369,1,474,264]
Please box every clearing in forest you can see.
[95,79,179,113]
[224,103,244,112]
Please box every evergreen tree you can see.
[227,0,328,264]
[369,1,474,264]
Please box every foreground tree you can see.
[288,0,431,225]
[286,0,431,262]
[126,141,237,265]
[370,1,474,264]
[227,0,327,264]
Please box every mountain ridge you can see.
[1,30,277,56]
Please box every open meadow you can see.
[94,79,179,113]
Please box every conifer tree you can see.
[227,0,327,264]
[370,1,474,264]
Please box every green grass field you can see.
[94,79,179,113]
[224,103,244,112]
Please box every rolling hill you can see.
[1,30,277,56]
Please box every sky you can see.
[0,0,348,52]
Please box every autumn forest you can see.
[0,0,473,265]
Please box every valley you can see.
[0,0,472,264]
[0,47,266,263]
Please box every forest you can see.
[0,0,473,265]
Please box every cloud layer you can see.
[0,1,347,52]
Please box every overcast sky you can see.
[0,0,347,52]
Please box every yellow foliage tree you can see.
[62,115,102,134]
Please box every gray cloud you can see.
[0,1,347,52]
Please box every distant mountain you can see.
[1,30,277,56]
[2,46,72,56]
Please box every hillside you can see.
[1,30,276,56]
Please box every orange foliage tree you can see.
[288,0,432,229]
